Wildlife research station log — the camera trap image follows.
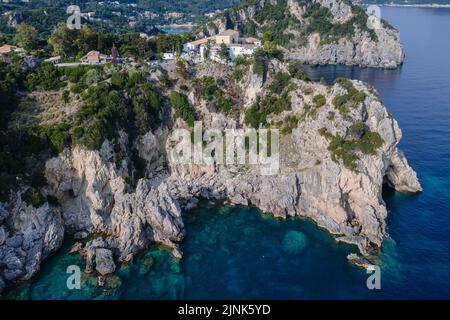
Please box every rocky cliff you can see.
[0,59,420,295]
[197,0,404,68]
[0,195,64,294]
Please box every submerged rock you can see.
[104,275,122,289]
[69,242,83,254]
[138,256,155,275]
[347,253,374,270]
[282,231,308,255]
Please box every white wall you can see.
[229,46,254,60]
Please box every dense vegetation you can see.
[0,0,241,36]
[0,55,167,204]
[45,24,194,61]
[252,0,297,47]
[226,0,380,49]
[194,76,234,114]
[0,58,51,203]
[0,19,195,63]
[303,3,377,44]
[245,72,294,129]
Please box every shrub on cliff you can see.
[132,84,162,134]
[252,49,267,78]
[170,91,195,127]
[22,187,44,208]
[313,94,326,108]
[111,72,128,90]
[72,83,128,150]
[245,98,266,129]
[176,59,190,79]
[269,72,291,95]
[200,76,221,101]
[231,69,243,82]
[38,122,71,154]
[332,79,367,115]
[319,127,384,172]
[288,62,310,81]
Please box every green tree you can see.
[245,98,266,128]
[244,21,257,37]
[132,84,161,134]
[218,43,229,61]
[48,23,78,58]
[62,90,70,104]
[252,49,267,78]
[76,26,99,56]
[169,91,195,127]
[15,23,38,51]
[111,72,127,89]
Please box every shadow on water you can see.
[302,64,402,90]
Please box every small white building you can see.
[183,29,262,62]
[162,52,175,60]
[183,37,210,53]
[245,37,262,47]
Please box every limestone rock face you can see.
[163,61,421,255]
[36,61,420,273]
[288,27,404,69]
[386,150,422,192]
[44,143,184,264]
[136,128,168,174]
[0,196,64,293]
[7,13,22,29]
[197,0,404,68]
[95,248,116,276]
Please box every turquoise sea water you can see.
[9,7,450,299]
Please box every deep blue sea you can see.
[10,7,450,299]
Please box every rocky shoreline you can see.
[0,58,421,296]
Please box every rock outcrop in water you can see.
[196,0,404,68]
[0,194,64,291]
[0,58,420,295]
